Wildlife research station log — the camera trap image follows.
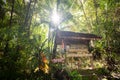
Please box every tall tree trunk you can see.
[79,0,92,33]
[52,30,58,58]
[93,0,99,34]
[24,0,37,37]
[23,0,32,37]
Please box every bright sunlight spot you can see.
[51,11,60,25]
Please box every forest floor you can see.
[78,68,120,80]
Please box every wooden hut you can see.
[52,30,101,69]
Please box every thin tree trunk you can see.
[105,3,109,47]
[9,0,15,27]
[93,0,98,25]
[4,0,15,55]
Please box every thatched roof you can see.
[55,30,101,45]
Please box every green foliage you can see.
[0,0,49,79]
[68,70,98,80]
[97,68,109,76]
[92,47,105,60]
[68,70,82,80]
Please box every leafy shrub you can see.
[97,68,109,76]
[68,70,82,80]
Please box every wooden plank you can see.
[66,53,92,57]
[67,49,89,53]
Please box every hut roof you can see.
[56,30,101,40]
[55,30,101,45]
